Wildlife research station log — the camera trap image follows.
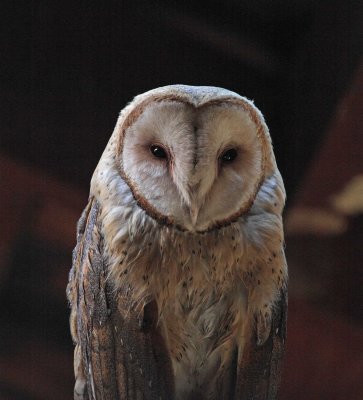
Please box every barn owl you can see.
[67,85,287,400]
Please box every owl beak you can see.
[189,204,199,226]
[187,181,202,226]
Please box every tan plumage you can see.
[67,85,288,400]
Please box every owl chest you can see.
[109,224,250,396]
[157,257,247,399]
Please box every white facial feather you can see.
[195,104,264,230]
[116,98,269,232]
[122,101,196,225]
[89,85,287,400]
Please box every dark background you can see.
[0,1,362,399]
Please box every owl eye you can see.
[150,145,168,159]
[220,148,238,163]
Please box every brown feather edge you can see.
[67,197,96,346]
[115,93,269,234]
[67,198,98,400]
[76,199,101,399]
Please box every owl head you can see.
[92,85,277,233]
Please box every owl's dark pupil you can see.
[221,148,237,162]
[150,145,167,159]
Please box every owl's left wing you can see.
[234,287,287,400]
[67,197,174,400]
[234,267,287,400]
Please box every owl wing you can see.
[67,198,174,400]
[235,285,287,400]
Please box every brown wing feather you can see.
[235,287,287,400]
[67,198,175,400]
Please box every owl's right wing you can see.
[67,197,174,400]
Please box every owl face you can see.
[118,90,267,233]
